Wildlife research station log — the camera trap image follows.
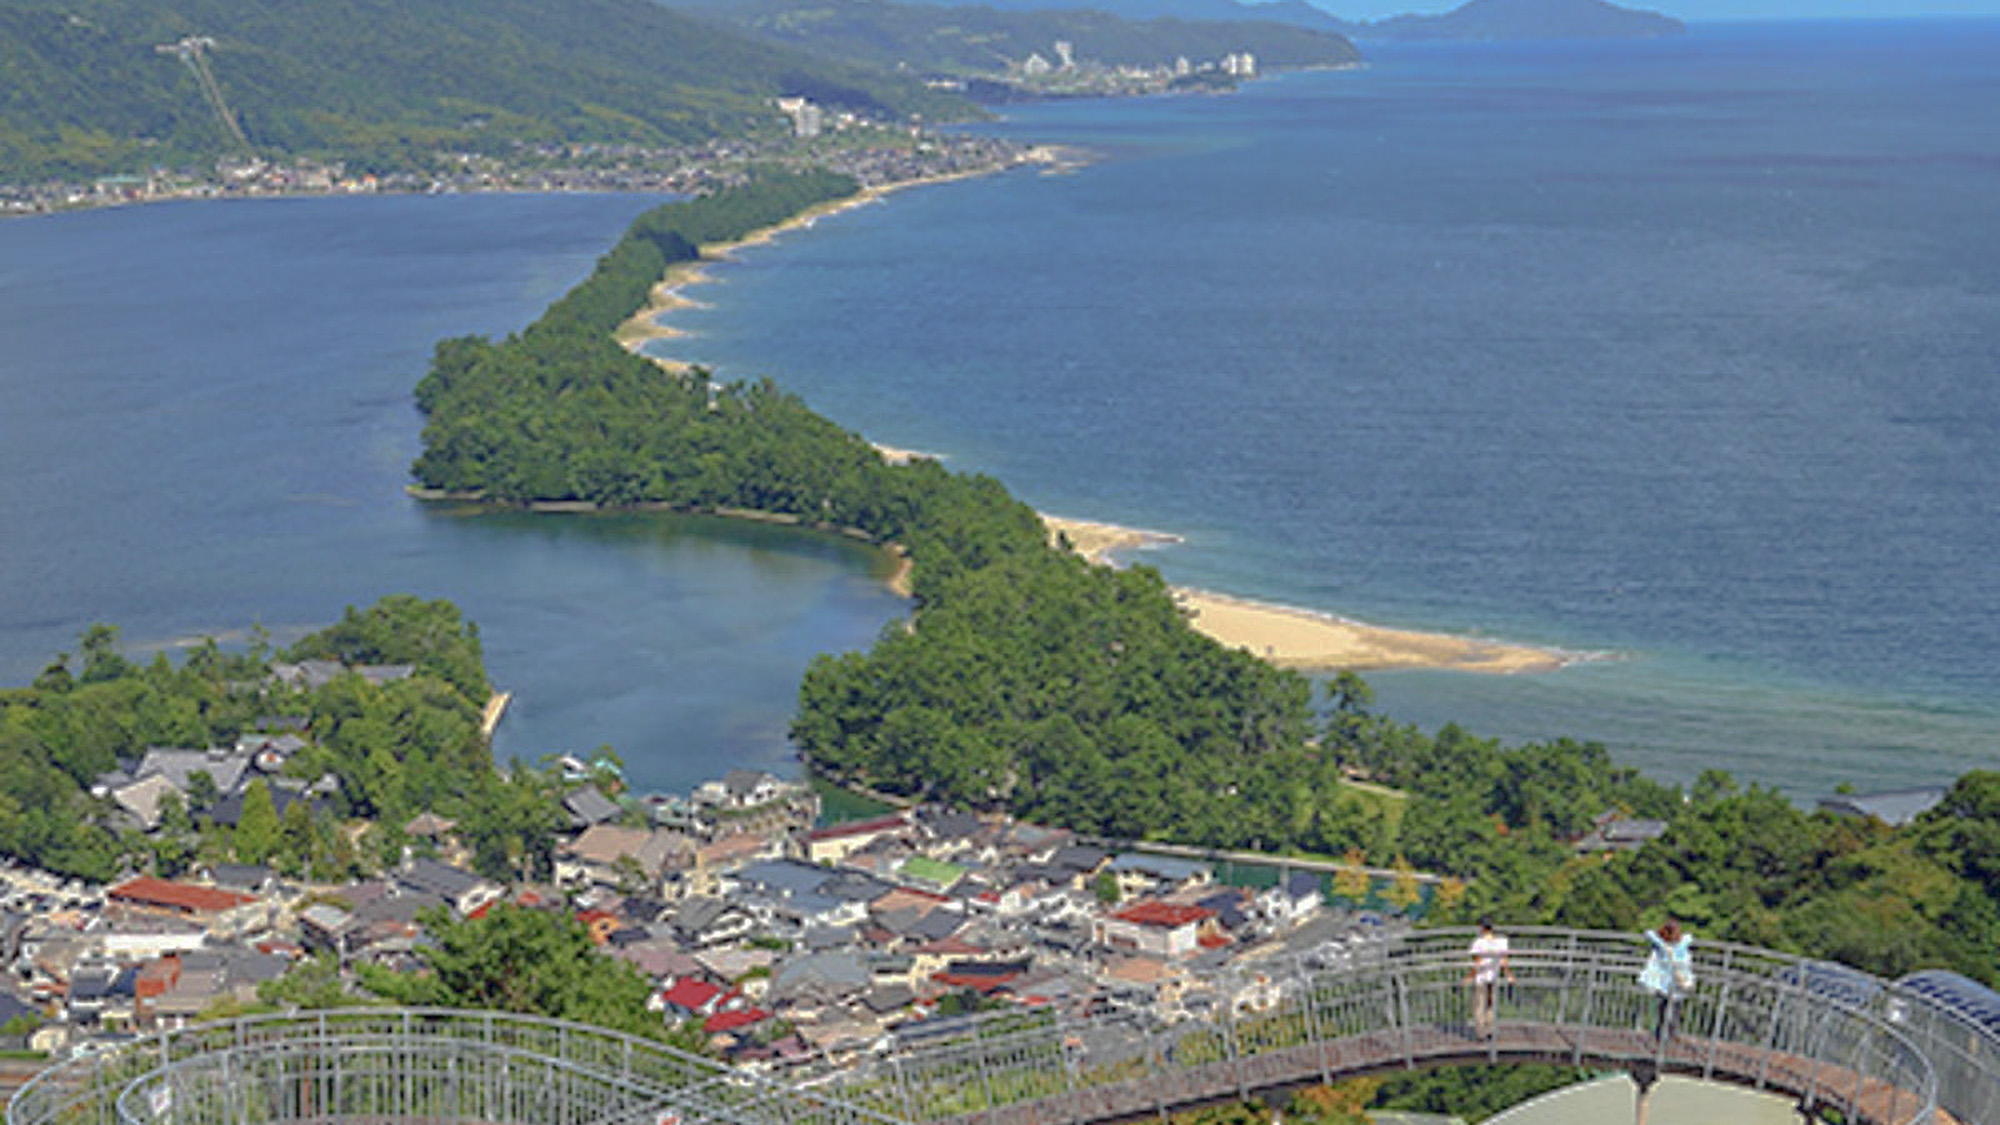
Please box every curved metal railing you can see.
[5,1008,898,1125]
[11,931,2000,1125]
[810,928,1980,1125]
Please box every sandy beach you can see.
[1043,516,1570,675]
[615,159,1058,364]
[609,170,1566,678]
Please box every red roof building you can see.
[1095,900,1217,959]
[703,1007,772,1033]
[108,878,260,934]
[1110,902,1212,928]
[802,812,912,863]
[659,979,725,1015]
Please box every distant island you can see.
[893,0,1684,41]
[1359,0,1683,41]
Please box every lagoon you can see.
[0,193,905,793]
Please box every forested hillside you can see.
[0,0,971,178]
[659,0,1362,76]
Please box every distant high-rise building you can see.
[1054,40,1075,69]
[774,96,822,137]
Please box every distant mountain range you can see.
[0,0,970,179]
[888,0,1684,40]
[660,0,1363,77]
[0,0,1680,182]
[1363,0,1683,40]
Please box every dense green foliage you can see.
[411,170,914,517]
[359,904,711,1051]
[797,544,1319,835]
[662,0,1362,77]
[280,600,489,823]
[1325,690,2000,985]
[0,0,969,178]
[284,593,490,703]
[0,597,528,882]
[0,625,284,880]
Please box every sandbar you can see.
[871,443,942,466]
[1044,515,1570,676]
[615,161,1053,366]
[609,170,1568,677]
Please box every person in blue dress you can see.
[1638,918,1694,1040]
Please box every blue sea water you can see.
[649,21,2000,795]
[0,194,906,793]
[2,22,1996,801]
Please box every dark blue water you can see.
[651,21,2000,795]
[0,194,906,793]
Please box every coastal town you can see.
[0,119,1039,219]
[0,728,1424,1080]
[0,30,1284,220]
[8,624,1847,1084]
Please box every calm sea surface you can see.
[650,20,2000,796]
[0,194,906,792]
[4,21,1997,799]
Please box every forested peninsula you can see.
[409,176,2000,988]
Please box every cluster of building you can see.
[0,765,1406,1076]
[1007,40,1259,96]
[0,130,1035,219]
[5,726,1933,1077]
[84,660,419,833]
[485,781,1407,1066]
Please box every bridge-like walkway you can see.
[9,930,1997,1125]
[810,929,1995,1125]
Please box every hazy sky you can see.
[1316,1,2000,19]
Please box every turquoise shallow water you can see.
[647,21,2000,796]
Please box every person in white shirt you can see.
[1465,916,1514,1038]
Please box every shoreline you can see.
[1042,515,1575,676]
[609,160,1042,602]
[600,168,1571,679]
[614,153,1069,363]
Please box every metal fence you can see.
[12,931,2000,1125]
[813,928,1984,1125]
[5,1009,897,1125]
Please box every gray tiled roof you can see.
[134,747,251,796]
[397,858,489,901]
[563,787,621,827]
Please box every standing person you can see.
[1465,917,1513,1038]
[1639,918,1694,1040]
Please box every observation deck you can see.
[11,929,1998,1125]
